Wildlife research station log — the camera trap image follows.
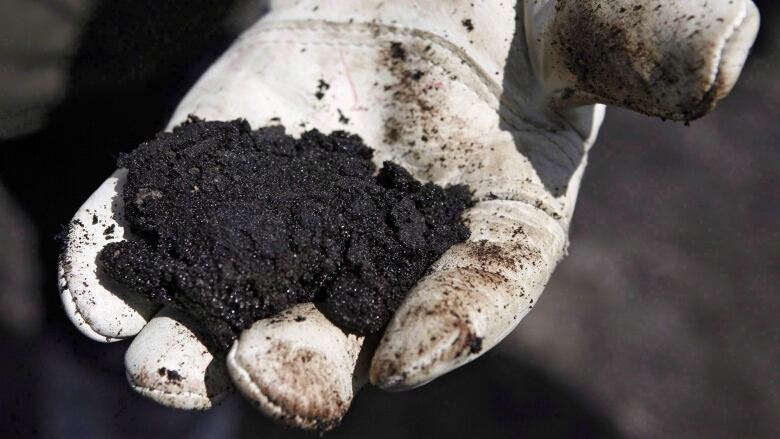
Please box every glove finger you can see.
[227,303,367,431]
[58,169,158,341]
[370,199,565,390]
[124,307,233,410]
[527,0,760,120]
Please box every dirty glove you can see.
[58,0,759,430]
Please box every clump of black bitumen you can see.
[99,117,471,349]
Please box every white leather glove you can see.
[58,0,759,430]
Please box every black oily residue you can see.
[158,367,182,383]
[98,118,471,349]
[314,79,330,100]
[337,109,350,124]
[389,42,406,60]
[469,336,483,354]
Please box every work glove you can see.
[58,0,759,430]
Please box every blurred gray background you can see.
[0,1,777,438]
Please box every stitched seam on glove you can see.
[58,271,119,341]
[127,384,227,407]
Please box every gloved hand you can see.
[58,0,759,430]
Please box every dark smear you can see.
[469,336,483,354]
[158,367,182,383]
[409,70,425,81]
[99,118,471,349]
[337,109,350,124]
[389,41,406,60]
[315,78,330,100]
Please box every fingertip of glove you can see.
[124,308,234,410]
[685,0,760,121]
[226,336,348,431]
[369,309,485,392]
[58,169,157,341]
[58,264,123,342]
